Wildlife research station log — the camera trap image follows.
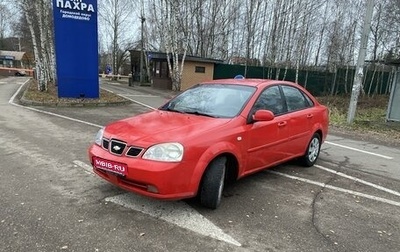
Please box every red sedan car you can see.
[88,78,329,209]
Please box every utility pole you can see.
[347,0,374,123]
[139,0,145,85]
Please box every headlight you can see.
[94,127,105,146]
[143,143,184,162]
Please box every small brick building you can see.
[130,50,223,91]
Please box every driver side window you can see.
[253,86,285,115]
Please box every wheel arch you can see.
[310,122,325,143]
[190,143,242,196]
[314,128,323,141]
[303,128,323,155]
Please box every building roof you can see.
[0,50,26,61]
[130,50,223,64]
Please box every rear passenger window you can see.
[281,86,312,112]
[253,86,285,115]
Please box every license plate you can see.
[93,156,127,176]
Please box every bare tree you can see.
[148,0,193,91]
[0,3,10,42]
[243,0,263,76]
[381,0,400,60]
[17,0,54,91]
[7,0,395,95]
[0,1,20,49]
[99,0,137,76]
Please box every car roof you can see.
[199,78,319,105]
[201,78,295,88]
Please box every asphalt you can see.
[100,79,180,100]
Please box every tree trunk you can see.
[21,1,42,91]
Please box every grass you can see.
[318,95,400,146]
[23,79,129,105]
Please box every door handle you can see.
[278,121,287,127]
[307,114,314,119]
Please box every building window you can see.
[195,66,206,73]
[152,61,169,78]
[161,62,168,77]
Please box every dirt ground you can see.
[22,79,129,106]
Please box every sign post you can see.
[52,0,99,98]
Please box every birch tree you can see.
[243,0,263,76]
[188,0,232,59]
[9,0,397,94]
[381,0,400,60]
[18,0,55,91]
[149,0,192,91]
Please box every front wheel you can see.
[301,133,321,167]
[199,157,227,209]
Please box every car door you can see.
[244,85,291,173]
[281,85,315,156]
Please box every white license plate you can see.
[93,156,127,176]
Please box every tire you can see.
[199,156,227,209]
[301,133,321,167]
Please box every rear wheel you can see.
[301,133,321,167]
[199,157,227,209]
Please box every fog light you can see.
[147,185,159,193]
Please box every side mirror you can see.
[252,110,275,122]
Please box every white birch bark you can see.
[37,0,48,90]
[150,0,191,91]
[47,17,56,83]
[20,0,43,91]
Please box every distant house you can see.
[130,50,223,90]
[0,50,27,68]
[0,50,34,76]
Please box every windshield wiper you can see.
[184,110,216,118]
[161,107,185,113]
[161,106,216,118]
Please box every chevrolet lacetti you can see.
[88,78,329,209]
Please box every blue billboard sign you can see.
[52,0,99,98]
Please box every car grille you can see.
[110,139,127,155]
[126,147,143,157]
[102,139,110,150]
[102,138,143,157]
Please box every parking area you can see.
[1,77,399,252]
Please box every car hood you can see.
[104,110,231,146]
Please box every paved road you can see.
[1,77,399,252]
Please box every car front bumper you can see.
[88,144,198,200]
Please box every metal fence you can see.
[213,63,394,97]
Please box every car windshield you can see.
[160,84,256,118]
